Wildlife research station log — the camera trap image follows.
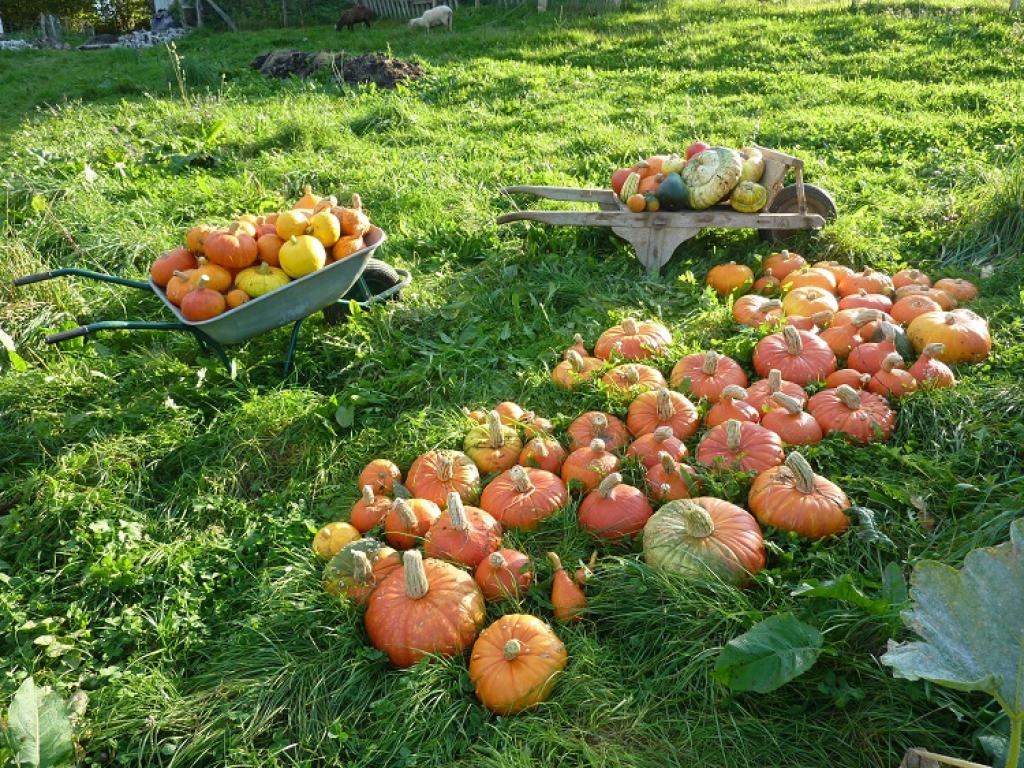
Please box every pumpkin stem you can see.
[351,193,363,211]
[859,373,872,387]
[852,309,881,327]
[361,485,375,505]
[768,369,782,393]
[809,311,833,328]
[258,262,271,274]
[509,465,534,494]
[393,498,418,529]
[436,452,454,482]
[488,551,507,569]
[589,438,606,453]
[172,270,190,280]
[195,274,211,290]
[721,384,747,401]
[857,288,868,297]
[622,365,640,385]
[503,639,523,661]
[701,350,720,375]
[724,419,743,452]
[782,325,803,354]
[653,425,674,443]
[546,551,565,572]
[836,384,862,410]
[486,410,505,449]
[574,332,585,346]
[446,491,469,531]
[785,452,817,494]
[771,392,803,415]
[881,352,904,372]
[591,413,608,433]
[676,499,715,538]
[597,472,622,498]
[289,235,299,245]
[352,550,374,585]
[403,549,429,600]
[566,349,586,372]
[658,451,676,475]
[763,299,783,310]
[878,321,898,341]
[655,388,675,421]
[945,315,956,326]
[922,342,945,358]
[622,318,640,336]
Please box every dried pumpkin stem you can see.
[721,384,747,401]
[591,413,608,432]
[351,193,363,211]
[597,472,622,498]
[771,392,803,415]
[701,350,720,375]
[762,299,783,310]
[785,452,817,494]
[622,318,640,335]
[352,550,374,585]
[658,451,676,475]
[361,485,375,505]
[809,311,834,327]
[782,325,803,354]
[836,384,862,410]
[852,309,881,327]
[509,465,534,494]
[922,342,945,358]
[653,426,674,443]
[195,274,211,290]
[447,492,469,531]
[172,270,190,281]
[488,551,507,568]
[567,350,585,372]
[487,410,505,448]
[393,498,418,529]
[677,500,715,538]
[546,551,564,572]
[881,353,904,372]
[945,315,956,326]
[503,639,523,661]
[403,549,429,599]
[655,388,674,421]
[768,369,782,393]
[437,452,454,482]
[724,419,743,452]
[589,438,606,452]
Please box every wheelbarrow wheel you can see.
[322,258,404,326]
[758,184,837,243]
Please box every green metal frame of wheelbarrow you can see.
[13,266,409,375]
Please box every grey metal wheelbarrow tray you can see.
[14,226,409,374]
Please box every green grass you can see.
[2,0,1024,765]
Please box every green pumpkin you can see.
[323,537,390,596]
[681,147,743,210]
[729,181,768,213]
[739,147,765,183]
[656,172,689,211]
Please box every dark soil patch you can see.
[340,53,424,89]
[250,50,423,89]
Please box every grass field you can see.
[2,0,1024,765]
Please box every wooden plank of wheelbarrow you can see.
[496,210,825,229]
[503,185,619,206]
[900,748,991,768]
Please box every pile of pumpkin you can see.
[611,142,769,214]
[147,186,372,322]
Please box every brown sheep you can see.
[335,4,376,30]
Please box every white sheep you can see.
[409,4,453,31]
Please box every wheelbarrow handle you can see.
[13,268,151,291]
[14,270,61,287]
[46,326,90,344]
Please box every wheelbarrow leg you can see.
[189,328,231,373]
[283,317,305,376]
[612,225,699,275]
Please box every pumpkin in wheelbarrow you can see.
[730,181,768,213]
[681,147,743,209]
[656,172,689,212]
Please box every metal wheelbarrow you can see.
[13,226,410,375]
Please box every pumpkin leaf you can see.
[846,506,894,548]
[791,573,890,615]
[881,562,908,607]
[712,614,823,693]
[334,405,355,429]
[7,676,74,768]
[881,518,1024,723]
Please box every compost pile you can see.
[311,261,991,713]
[251,50,423,88]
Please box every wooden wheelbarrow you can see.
[498,145,836,275]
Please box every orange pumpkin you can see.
[601,363,667,394]
[480,466,568,531]
[493,401,527,427]
[838,289,893,314]
[933,278,978,302]
[696,419,785,474]
[469,615,567,715]
[892,268,932,290]
[475,548,533,601]
[560,439,621,493]
[593,318,672,361]
[336,548,402,604]
[578,473,653,540]
[165,270,195,306]
[838,267,894,297]
[203,224,258,270]
[383,497,441,550]
[626,387,700,439]
[567,411,630,452]
[752,326,837,385]
[706,261,754,297]
[365,550,485,667]
[185,224,215,253]
[464,410,522,474]
[358,459,402,495]
[891,294,942,326]
[424,492,502,568]
[745,369,806,414]
[784,311,834,332]
[763,250,806,281]
[519,436,567,474]
[705,384,760,427]
[225,289,250,309]
[551,351,603,389]
[256,234,284,267]
[759,393,823,446]
[824,368,873,390]
[906,309,991,364]
[818,321,863,359]
[180,274,226,321]
[782,267,837,294]
[626,426,688,468]
[847,323,897,374]
[751,269,781,296]
[350,485,391,533]
[732,295,783,327]
[645,451,698,502]
[749,452,850,539]
[868,353,918,398]
[332,235,365,261]
[806,385,895,444]
[150,247,197,287]
[670,350,748,402]
[908,343,956,388]
[813,260,856,284]
[547,552,586,622]
[782,286,839,317]
[406,450,480,505]
[564,333,590,359]
[337,194,371,237]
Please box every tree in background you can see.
[1,0,152,32]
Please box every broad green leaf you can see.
[792,574,890,615]
[712,614,823,693]
[0,328,28,373]
[881,517,1024,719]
[881,562,908,607]
[334,405,355,429]
[8,677,74,768]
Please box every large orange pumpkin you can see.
[868,353,918,398]
[519,436,567,474]
[626,426,688,468]
[551,351,603,389]
[696,419,784,474]
[645,451,698,502]
[365,550,485,667]
[762,250,806,281]
[383,497,441,550]
[464,410,522,474]
[424,492,503,568]
[406,449,480,506]
[706,261,754,297]
[704,384,760,427]
[933,277,978,302]
[759,393,823,446]
[838,289,893,314]
[837,267,894,297]
[593,318,672,361]
[745,369,806,414]
[350,485,391,532]
[601,363,667,394]
[906,309,991,364]
[560,439,620,493]
[475,548,534,601]
[908,343,956,388]
[669,350,748,402]
[733,295,783,327]
[150,248,197,287]
[806,384,895,444]
[480,466,567,530]
[358,459,402,495]
[752,326,836,385]
[469,615,567,715]
[203,224,258,270]
[813,260,855,284]
[626,388,700,438]
[891,294,942,326]
[892,268,931,290]
[748,452,850,539]
[567,411,630,452]
[578,473,653,540]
